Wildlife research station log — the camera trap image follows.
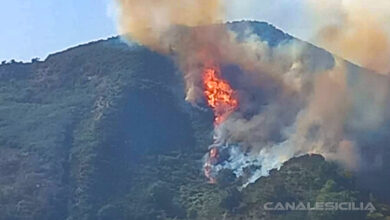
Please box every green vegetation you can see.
[0,22,388,220]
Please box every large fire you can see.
[203,65,238,183]
[203,66,238,125]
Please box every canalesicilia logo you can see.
[264,202,376,212]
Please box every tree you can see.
[31,58,40,63]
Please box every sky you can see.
[0,0,118,62]
[0,0,313,62]
[226,0,312,41]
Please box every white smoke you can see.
[116,0,390,186]
[226,0,390,74]
[207,24,390,186]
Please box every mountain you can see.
[0,21,388,220]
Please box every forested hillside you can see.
[0,21,388,220]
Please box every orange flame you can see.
[203,66,238,125]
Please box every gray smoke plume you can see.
[115,0,390,186]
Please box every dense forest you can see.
[0,21,389,220]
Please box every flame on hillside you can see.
[116,0,390,188]
[203,66,238,125]
[202,65,238,183]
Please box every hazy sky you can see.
[226,0,313,40]
[0,0,118,62]
[0,0,313,62]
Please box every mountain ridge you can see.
[0,20,388,220]
[0,20,371,76]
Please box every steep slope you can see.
[0,37,205,219]
[0,21,388,220]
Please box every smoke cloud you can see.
[115,0,390,185]
[306,0,390,74]
[116,0,223,52]
[226,0,390,74]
